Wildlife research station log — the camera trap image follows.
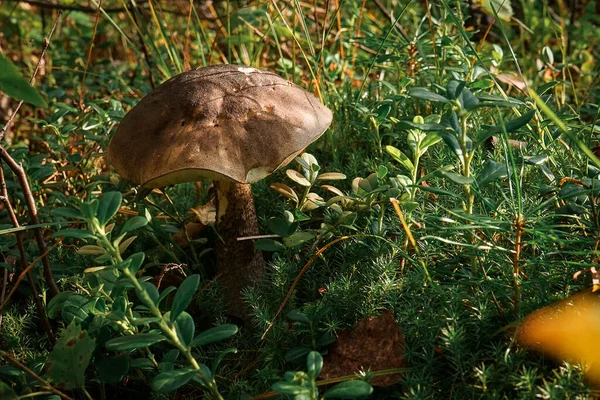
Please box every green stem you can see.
[92,220,224,400]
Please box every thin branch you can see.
[373,0,410,43]
[4,0,201,17]
[0,164,55,346]
[0,351,73,400]
[5,0,133,13]
[79,0,103,109]
[0,11,62,297]
[0,148,59,296]
[0,10,61,142]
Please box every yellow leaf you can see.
[516,291,600,384]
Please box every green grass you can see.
[1,0,600,398]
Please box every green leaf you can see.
[0,53,47,108]
[105,333,165,351]
[446,80,466,100]
[441,171,475,185]
[504,110,535,133]
[129,358,155,370]
[283,231,316,248]
[198,363,213,383]
[47,323,96,390]
[141,282,159,304]
[53,229,98,240]
[211,348,237,375]
[175,312,195,346]
[51,207,84,220]
[409,87,449,102]
[386,146,415,172]
[323,380,373,398]
[125,252,145,274]
[0,380,17,399]
[255,238,287,252]
[61,295,91,324]
[482,110,536,135]
[421,132,443,152]
[522,154,548,165]
[121,215,148,234]
[267,218,292,237]
[438,131,465,161]
[96,355,129,384]
[477,160,508,187]
[97,192,122,226]
[287,310,310,323]
[441,110,463,136]
[157,286,177,306]
[152,368,196,393]
[170,274,200,322]
[306,351,323,380]
[190,324,238,347]
[460,87,480,110]
[536,81,559,95]
[285,346,312,363]
[272,381,310,395]
[47,291,76,319]
[80,199,99,220]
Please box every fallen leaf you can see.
[320,310,406,386]
[190,200,216,226]
[172,222,207,248]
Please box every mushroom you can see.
[107,64,332,318]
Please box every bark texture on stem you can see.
[214,181,264,319]
[0,148,59,297]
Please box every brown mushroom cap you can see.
[108,64,333,188]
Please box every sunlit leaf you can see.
[0,53,47,108]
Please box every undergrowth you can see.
[1,0,600,399]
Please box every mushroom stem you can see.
[214,180,265,319]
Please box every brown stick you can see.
[0,164,55,345]
[79,0,103,109]
[513,214,525,316]
[0,11,61,297]
[0,351,73,400]
[372,0,410,43]
[0,267,7,331]
[4,0,132,14]
[0,148,59,296]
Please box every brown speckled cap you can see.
[108,64,332,188]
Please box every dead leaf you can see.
[320,310,406,386]
[191,200,216,226]
[172,222,207,248]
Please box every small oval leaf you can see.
[317,172,347,181]
[190,324,238,347]
[152,368,196,393]
[105,333,165,351]
[286,169,311,187]
[97,192,122,226]
[170,274,200,322]
[323,380,374,398]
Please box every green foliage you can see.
[0,53,47,108]
[47,323,96,390]
[272,351,373,400]
[2,0,600,398]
